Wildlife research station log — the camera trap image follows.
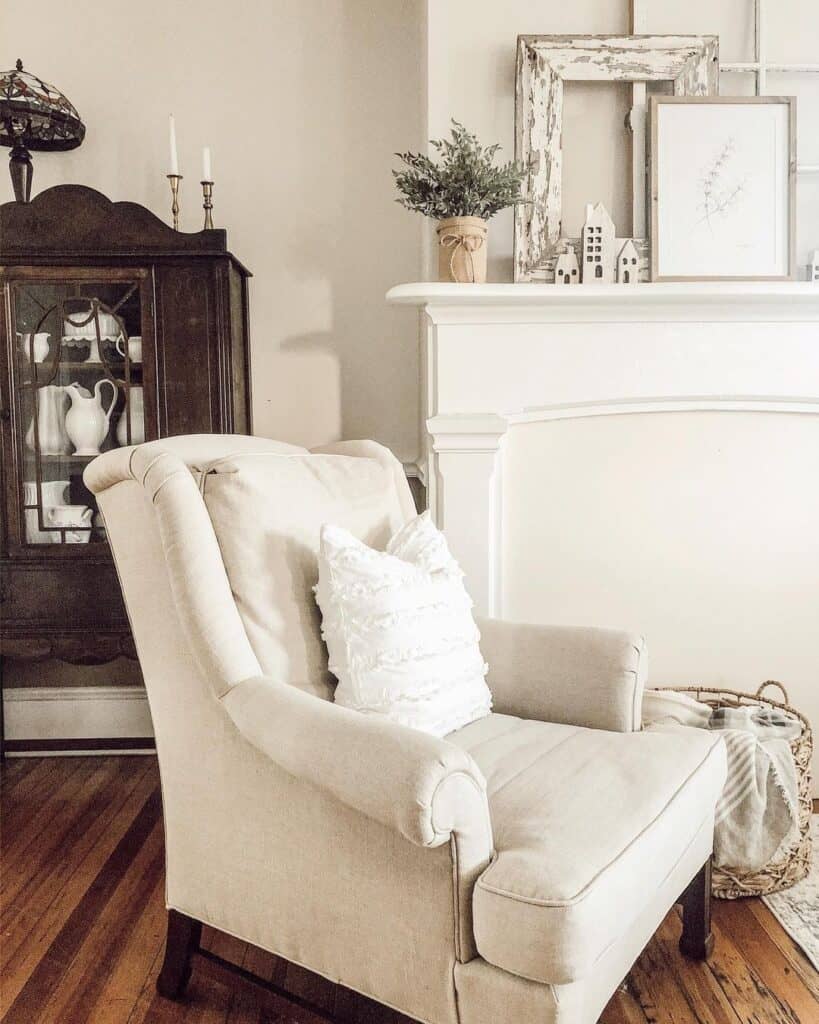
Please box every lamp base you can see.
[9,143,33,203]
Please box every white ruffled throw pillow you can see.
[315,511,492,737]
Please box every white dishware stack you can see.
[17,331,51,363]
[25,385,72,454]
[116,386,145,446]
[22,479,71,543]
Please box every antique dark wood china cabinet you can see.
[0,185,251,724]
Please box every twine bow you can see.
[440,231,484,283]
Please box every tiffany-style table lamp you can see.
[0,59,85,202]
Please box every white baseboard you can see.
[4,685,154,750]
[402,460,427,487]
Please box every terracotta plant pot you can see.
[437,216,488,283]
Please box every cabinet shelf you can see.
[32,361,142,371]
[38,452,105,464]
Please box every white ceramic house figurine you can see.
[581,202,616,283]
[617,239,640,284]
[809,250,819,282]
[554,251,580,285]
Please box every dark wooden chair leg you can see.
[156,910,202,998]
[679,859,714,960]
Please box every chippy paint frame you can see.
[514,34,718,283]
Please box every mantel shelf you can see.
[387,281,819,324]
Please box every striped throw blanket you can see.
[643,689,799,873]
[712,728,798,871]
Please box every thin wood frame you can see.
[649,96,797,281]
[514,34,719,283]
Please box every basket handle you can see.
[755,680,790,704]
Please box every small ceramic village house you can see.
[581,202,616,283]
[617,239,640,283]
[555,251,579,284]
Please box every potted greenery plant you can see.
[393,121,525,284]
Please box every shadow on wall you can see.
[277,332,343,447]
[248,1,424,460]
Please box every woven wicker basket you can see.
[658,681,813,899]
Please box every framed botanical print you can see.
[649,96,796,281]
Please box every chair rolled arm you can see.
[221,676,494,851]
[477,617,647,732]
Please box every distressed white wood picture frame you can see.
[514,35,719,283]
[650,96,797,281]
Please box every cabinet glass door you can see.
[9,271,151,548]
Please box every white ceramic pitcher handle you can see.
[97,378,118,424]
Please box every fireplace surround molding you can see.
[387,282,819,617]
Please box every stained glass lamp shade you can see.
[0,59,85,202]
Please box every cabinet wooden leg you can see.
[0,654,5,761]
[156,910,201,998]
[679,860,714,960]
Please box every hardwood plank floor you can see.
[1,757,816,1024]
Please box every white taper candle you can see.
[169,115,179,175]
[202,146,212,181]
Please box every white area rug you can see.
[762,815,819,970]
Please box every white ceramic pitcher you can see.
[25,385,71,454]
[64,379,117,455]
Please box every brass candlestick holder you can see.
[200,180,214,229]
[166,173,182,230]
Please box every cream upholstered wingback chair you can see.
[85,435,727,1024]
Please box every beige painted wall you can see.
[0,0,425,460]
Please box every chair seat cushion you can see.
[448,714,727,985]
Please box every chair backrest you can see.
[85,435,416,702]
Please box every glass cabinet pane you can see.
[11,275,146,547]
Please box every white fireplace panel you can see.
[503,413,819,789]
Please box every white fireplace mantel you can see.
[387,282,819,616]
[388,280,819,323]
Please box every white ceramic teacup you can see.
[115,335,142,363]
